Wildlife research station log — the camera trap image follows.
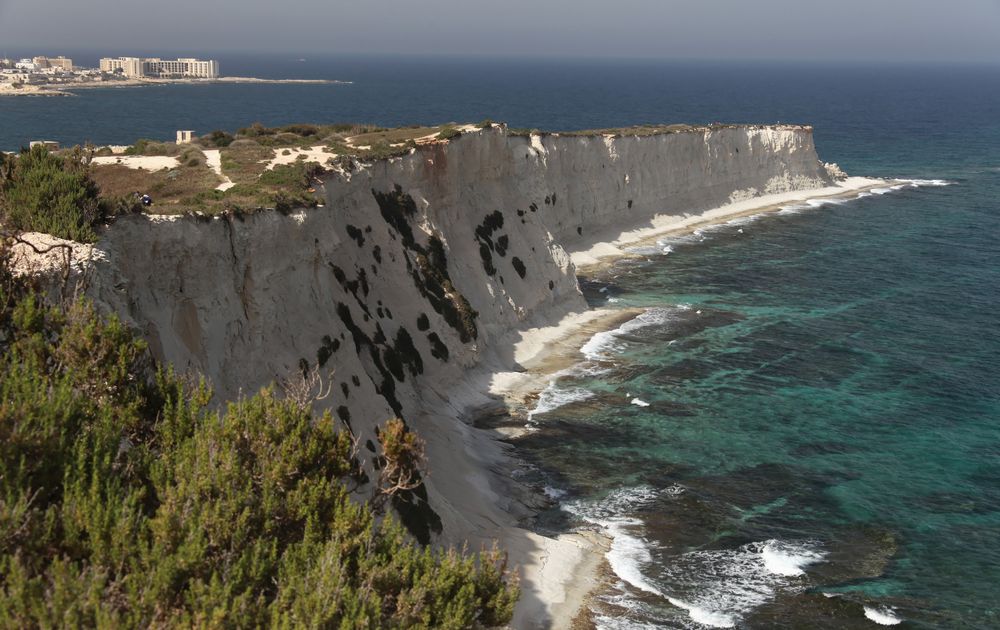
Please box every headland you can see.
[12,122,890,628]
[0,54,345,96]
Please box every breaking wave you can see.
[655,539,825,627]
[527,382,594,421]
[580,306,687,360]
[761,540,826,576]
[864,605,903,625]
[569,486,826,629]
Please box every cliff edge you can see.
[18,123,840,627]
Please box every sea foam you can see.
[527,382,594,420]
[667,597,738,628]
[901,178,952,187]
[565,487,665,597]
[652,539,824,627]
[864,606,903,625]
[761,539,825,576]
[569,485,827,629]
[580,307,685,360]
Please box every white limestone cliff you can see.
[17,123,843,628]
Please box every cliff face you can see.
[66,124,831,544]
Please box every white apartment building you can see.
[99,57,144,77]
[32,56,74,70]
[99,57,220,79]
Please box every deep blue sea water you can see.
[3,54,998,628]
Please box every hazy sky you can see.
[1,0,999,63]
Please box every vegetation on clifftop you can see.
[83,122,470,216]
[0,120,797,237]
[0,237,518,627]
[0,145,123,242]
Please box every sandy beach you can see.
[570,176,887,270]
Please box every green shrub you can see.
[0,246,519,628]
[361,139,412,161]
[437,126,461,140]
[124,139,177,156]
[236,122,276,138]
[0,145,107,242]
[198,130,234,148]
[178,146,206,169]
[279,124,320,137]
[258,161,323,188]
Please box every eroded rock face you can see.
[25,124,832,545]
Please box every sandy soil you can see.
[571,177,886,269]
[265,145,339,170]
[202,149,235,191]
[91,155,180,170]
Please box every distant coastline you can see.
[0,76,349,97]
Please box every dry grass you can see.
[220,140,274,186]
[557,124,696,137]
[558,123,811,137]
[346,125,447,147]
[90,161,222,213]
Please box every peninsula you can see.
[0,54,344,96]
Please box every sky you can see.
[1,0,999,63]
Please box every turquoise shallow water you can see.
[521,175,1000,627]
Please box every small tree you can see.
[0,145,105,242]
[375,417,427,503]
[0,243,520,626]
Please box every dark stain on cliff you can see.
[474,210,506,276]
[372,184,418,248]
[372,186,479,343]
[393,483,443,546]
[511,257,527,279]
[346,224,365,247]
[427,332,449,361]
[317,334,341,368]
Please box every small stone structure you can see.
[176,130,194,144]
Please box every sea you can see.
[3,54,999,628]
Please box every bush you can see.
[279,124,320,137]
[0,245,519,628]
[257,161,323,188]
[124,139,177,156]
[360,139,412,161]
[0,145,107,242]
[198,129,234,148]
[236,122,276,138]
[437,126,461,140]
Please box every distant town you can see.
[0,55,339,96]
